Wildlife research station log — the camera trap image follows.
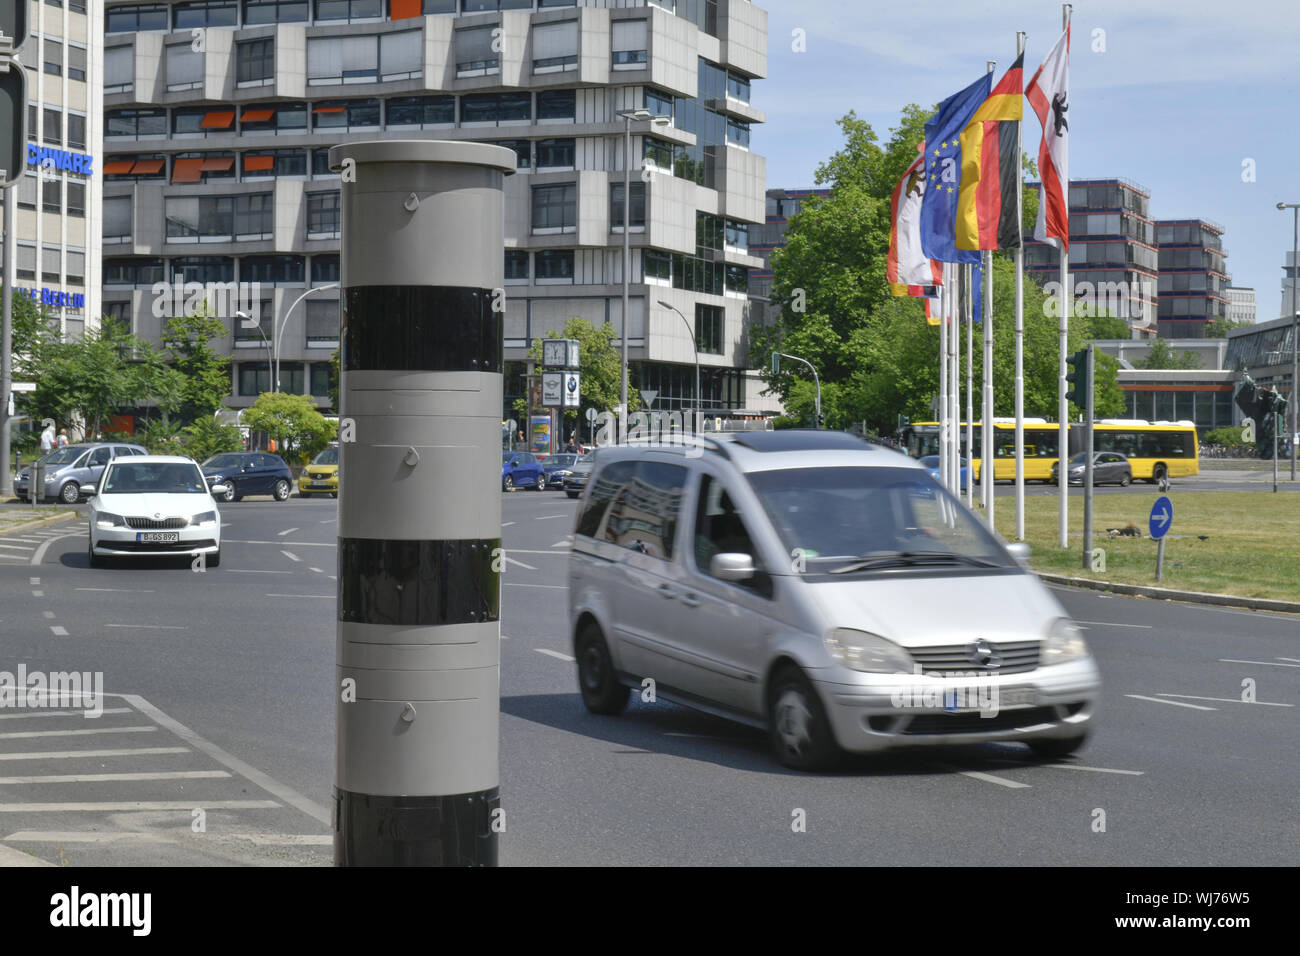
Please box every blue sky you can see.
[753,0,1300,320]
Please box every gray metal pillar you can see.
[329,141,514,866]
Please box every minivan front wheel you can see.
[768,667,840,771]
[575,623,629,715]
[60,481,80,505]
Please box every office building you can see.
[1155,218,1228,338]
[1224,285,1256,326]
[747,185,827,329]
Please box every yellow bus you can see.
[899,419,1199,484]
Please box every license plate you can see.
[998,688,1037,708]
[312,481,330,487]
[137,532,179,543]
[941,687,1036,712]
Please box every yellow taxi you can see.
[298,445,339,498]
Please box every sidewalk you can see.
[0,502,80,535]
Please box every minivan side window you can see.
[692,474,771,596]
[88,448,111,467]
[576,460,636,539]
[602,461,686,559]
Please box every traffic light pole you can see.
[1082,345,1094,571]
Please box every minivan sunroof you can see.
[730,430,871,453]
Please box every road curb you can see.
[0,510,80,536]
[0,843,53,867]
[1037,572,1300,615]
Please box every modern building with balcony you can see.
[1155,218,1228,338]
[1025,177,1159,335]
[0,0,103,340]
[747,185,827,328]
[98,0,769,419]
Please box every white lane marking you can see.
[552,540,571,548]
[281,550,300,562]
[319,518,336,524]
[42,611,54,619]
[227,569,292,575]
[0,800,280,813]
[102,624,188,630]
[31,531,85,566]
[932,764,1031,789]
[28,577,39,585]
[504,556,537,571]
[1157,693,1293,708]
[504,583,566,590]
[0,708,133,721]
[509,548,574,555]
[535,649,576,662]
[122,693,330,826]
[0,543,36,551]
[502,521,515,527]
[226,539,333,547]
[4,831,174,844]
[74,587,155,593]
[1277,657,1300,664]
[32,590,43,597]
[2,537,44,543]
[0,747,189,761]
[278,528,299,536]
[0,554,28,560]
[49,626,67,636]
[1042,764,1145,775]
[265,593,332,599]
[1074,620,1153,629]
[223,833,332,846]
[536,515,566,520]
[0,726,158,740]
[0,770,231,785]
[1125,694,1217,710]
[1218,658,1300,669]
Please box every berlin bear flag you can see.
[1026,25,1070,248]
[888,146,942,297]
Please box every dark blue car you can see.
[502,451,544,491]
[540,453,580,491]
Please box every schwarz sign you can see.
[27,144,95,176]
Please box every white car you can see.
[85,456,226,568]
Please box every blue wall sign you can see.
[26,144,95,176]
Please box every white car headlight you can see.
[192,511,217,525]
[95,512,125,529]
[826,628,914,674]
[1043,617,1089,664]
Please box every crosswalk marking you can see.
[0,707,133,721]
[0,770,231,785]
[0,726,158,740]
[0,747,190,762]
[0,800,281,812]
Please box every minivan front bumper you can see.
[814,657,1101,752]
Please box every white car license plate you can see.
[998,688,1037,708]
[137,532,179,543]
[312,481,330,487]
[941,687,1037,712]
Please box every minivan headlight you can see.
[1043,618,1089,664]
[826,628,914,674]
[96,512,126,529]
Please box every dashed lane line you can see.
[0,726,158,740]
[504,583,565,589]
[0,708,133,721]
[0,747,189,761]
[1217,658,1300,669]
[49,626,67,636]
[1125,694,1217,710]
[535,649,576,662]
[1157,693,1293,707]
[0,770,231,785]
[929,763,1032,789]
[74,587,156,593]
[102,624,188,630]
[0,800,280,813]
[1041,764,1145,775]
[504,556,537,571]
[278,528,299,536]
[281,550,300,562]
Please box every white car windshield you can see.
[103,462,207,495]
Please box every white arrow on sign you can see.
[1153,506,1170,529]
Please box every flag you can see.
[1026,26,1069,249]
[888,146,943,297]
[972,260,983,323]
[920,72,993,264]
[956,54,1024,251]
[391,0,421,19]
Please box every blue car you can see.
[502,451,544,491]
[919,454,969,491]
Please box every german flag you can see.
[955,53,1023,251]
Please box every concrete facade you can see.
[1224,285,1255,326]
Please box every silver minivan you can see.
[15,442,149,504]
[567,430,1101,770]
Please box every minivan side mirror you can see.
[1005,542,1031,567]
[79,483,98,498]
[711,552,755,582]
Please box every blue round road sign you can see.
[1148,495,1173,540]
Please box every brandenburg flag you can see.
[955,53,1024,251]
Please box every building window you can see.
[401,0,456,12]
[461,92,531,124]
[310,362,333,397]
[727,71,750,102]
[380,30,422,80]
[695,304,723,355]
[532,20,578,74]
[242,255,305,284]
[696,212,723,252]
[42,181,61,214]
[532,183,576,234]
[311,148,334,176]
[237,194,274,239]
[237,39,275,85]
[725,219,748,251]
[174,0,238,27]
[104,257,165,286]
[16,243,36,280]
[307,36,379,85]
[387,95,455,127]
[172,152,236,184]
[26,105,36,142]
[43,40,63,77]
[315,0,382,20]
[66,249,86,285]
[643,249,671,282]
[536,138,574,169]
[307,192,341,236]
[724,264,747,294]
[243,148,308,178]
[645,86,674,122]
[463,0,532,12]
[241,102,308,133]
[104,154,167,181]
[104,197,133,243]
[67,182,86,218]
[455,25,499,76]
[107,108,168,138]
[306,300,340,347]
[505,250,529,281]
[16,174,36,210]
[243,0,309,24]
[726,117,750,147]
[107,3,170,32]
[239,365,273,396]
[489,140,530,170]
[67,44,88,82]
[42,245,62,283]
[537,89,576,122]
[610,182,646,230]
[171,256,236,284]
[66,113,87,149]
[166,195,272,242]
[166,42,205,92]
[312,254,340,283]
[312,99,381,130]
[535,250,574,280]
[43,108,62,145]
[611,19,647,69]
[105,46,135,92]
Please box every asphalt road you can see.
[0,487,1295,866]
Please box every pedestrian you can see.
[40,422,55,454]
[564,435,577,454]
[56,428,69,449]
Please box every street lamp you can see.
[658,300,699,433]
[234,310,274,395]
[1276,201,1298,480]
[275,283,340,392]
[616,108,670,417]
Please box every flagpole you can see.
[1015,30,1027,541]
[965,264,974,508]
[951,264,961,497]
[1057,3,1072,550]
[939,264,949,491]
[979,59,996,527]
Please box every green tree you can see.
[181,416,245,461]
[1206,317,1251,337]
[1203,425,1250,447]
[241,392,336,465]
[161,307,232,423]
[1137,338,1201,370]
[35,319,163,437]
[327,347,340,411]
[1088,313,1132,340]
[512,318,640,438]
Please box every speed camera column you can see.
[329,141,515,866]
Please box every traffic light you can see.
[816,412,825,429]
[1065,348,1091,411]
[771,352,780,375]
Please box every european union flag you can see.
[920,72,993,264]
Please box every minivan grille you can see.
[125,516,188,530]
[908,640,1041,675]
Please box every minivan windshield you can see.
[746,466,1015,572]
[41,446,87,466]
